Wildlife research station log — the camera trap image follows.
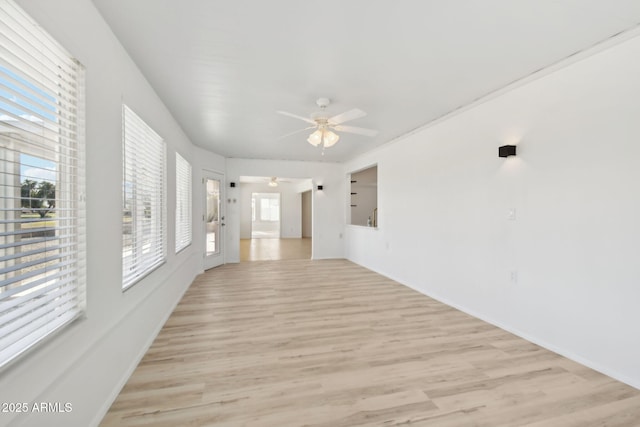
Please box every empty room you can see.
[1,1,640,426]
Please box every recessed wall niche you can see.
[349,165,377,227]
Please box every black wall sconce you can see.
[317,185,323,191]
[499,145,517,158]
[230,182,236,188]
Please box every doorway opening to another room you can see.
[239,176,312,262]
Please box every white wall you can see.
[226,158,344,262]
[345,32,640,389]
[302,190,312,238]
[0,1,221,426]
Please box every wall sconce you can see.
[317,185,323,191]
[499,145,517,158]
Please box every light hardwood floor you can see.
[240,238,311,262]
[101,259,640,426]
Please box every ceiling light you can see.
[268,177,278,187]
[323,130,339,147]
[307,129,323,146]
[307,127,340,148]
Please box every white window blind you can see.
[0,0,86,369]
[175,153,191,253]
[122,105,166,289]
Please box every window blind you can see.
[122,105,166,289]
[175,152,191,253]
[0,0,86,369]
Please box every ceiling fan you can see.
[265,176,292,187]
[277,98,378,149]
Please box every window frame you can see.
[0,0,86,370]
[121,105,166,290]
[175,152,192,253]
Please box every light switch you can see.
[507,208,516,220]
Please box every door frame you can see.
[203,169,225,270]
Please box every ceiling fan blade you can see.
[277,110,316,125]
[276,126,316,140]
[328,108,366,125]
[333,125,379,137]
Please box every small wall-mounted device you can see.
[230,182,236,187]
[317,185,323,191]
[498,145,517,158]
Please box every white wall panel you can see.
[345,33,640,389]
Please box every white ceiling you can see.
[92,0,640,163]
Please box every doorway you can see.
[204,171,224,269]
[251,192,280,239]
[238,176,312,262]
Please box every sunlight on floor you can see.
[240,238,311,262]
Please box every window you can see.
[260,197,279,222]
[122,105,166,289]
[175,153,191,253]
[251,193,280,239]
[0,0,85,369]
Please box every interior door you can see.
[204,171,224,269]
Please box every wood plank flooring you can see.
[100,259,640,426]
[240,238,311,262]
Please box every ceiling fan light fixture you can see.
[307,129,323,146]
[279,98,377,152]
[323,130,339,147]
